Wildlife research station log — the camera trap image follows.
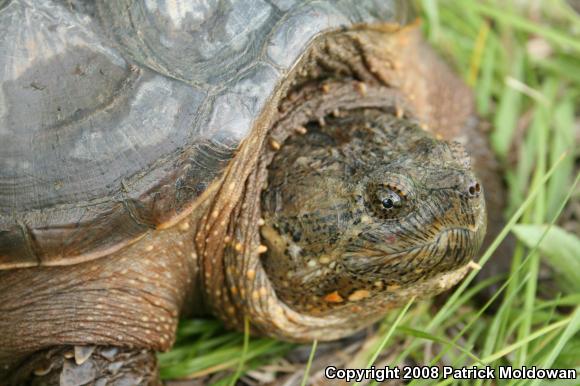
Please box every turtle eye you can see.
[364,175,414,219]
[380,189,402,210]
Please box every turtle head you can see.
[260,114,486,320]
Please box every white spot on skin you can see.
[287,243,302,259]
[467,260,482,270]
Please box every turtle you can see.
[0,0,508,384]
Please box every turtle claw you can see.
[74,345,96,365]
[7,346,161,386]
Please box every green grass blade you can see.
[227,317,250,386]
[527,307,580,386]
[353,297,415,386]
[513,223,580,293]
[469,2,580,53]
[300,340,318,386]
[481,317,572,363]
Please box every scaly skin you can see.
[0,24,506,385]
[261,110,485,315]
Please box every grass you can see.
[159,0,580,384]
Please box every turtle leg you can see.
[0,229,201,385]
[6,346,162,386]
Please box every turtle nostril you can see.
[467,181,481,198]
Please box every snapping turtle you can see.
[0,0,505,384]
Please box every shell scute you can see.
[0,0,409,268]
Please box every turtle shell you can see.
[0,0,412,268]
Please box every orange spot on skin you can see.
[396,106,404,118]
[259,287,268,297]
[348,289,370,301]
[387,284,400,291]
[354,81,367,96]
[270,139,281,150]
[323,291,344,303]
[295,126,308,135]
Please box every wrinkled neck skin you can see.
[194,24,489,341]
